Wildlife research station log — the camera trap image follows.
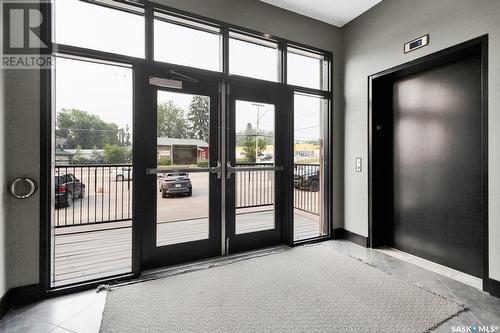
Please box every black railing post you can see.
[52,164,133,228]
[52,163,321,228]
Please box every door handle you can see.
[212,161,222,179]
[226,162,284,180]
[147,161,222,179]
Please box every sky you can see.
[54,0,327,144]
[236,100,275,134]
[55,57,133,130]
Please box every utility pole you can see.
[252,103,266,163]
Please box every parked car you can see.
[111,167,133,181]
[55,174,85,208]
[293,168,320,192]
[159,173,192,198]
[261,153,273,161]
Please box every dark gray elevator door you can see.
[392,53,483,277]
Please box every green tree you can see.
[157,101,188,138]
[240,123,268,163]
[90,145,102,163]
[103,144,130,164]
[71,144,88,164]
[187,96,209,142]
[56,109,120,149]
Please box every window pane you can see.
[293,93,328,241]
[235,101,276,234]
[52,57,133,286]
[154,13,221,71]
[229,32,279,82]
[54,0,145,58]
[156,91,211,246]
[287,47,329,90]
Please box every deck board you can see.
[53,211,322,286]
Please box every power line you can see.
[56,128,122,133]
[294,125,320,131]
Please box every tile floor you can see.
[377,247,483,290]
[1,240,499,332]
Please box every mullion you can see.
[153,14,221,36]
[55,1,332,94]
[78,0,144,16]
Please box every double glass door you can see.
[136,65,285,269]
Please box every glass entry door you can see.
[137,65,286,269]
[225,83,285,253]
[136,66,222,269]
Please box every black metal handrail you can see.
[54,162,321,228]
[235,163,275,209]
[54,164,132,227]
[293,163,321,215]
[235,163,321,215]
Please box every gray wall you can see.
[342,0,500,280]
[0,0,343,290]
[1,69,41,294]
[3,69,41,290]
[0,2,42,295]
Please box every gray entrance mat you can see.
[100,244,464,333]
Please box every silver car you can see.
[110,167,133,181]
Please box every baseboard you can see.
[0,291,10,320]
[344,230,370,248]
[0,284,39,320]
[331,228,345,240]
[331,228,370,248]
[488,278,500,298]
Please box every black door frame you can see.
[368,35,489,291]
[225,81,289,253]
[136,65,291,266]
[136,63,223,269]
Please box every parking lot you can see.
[54,166,320,227]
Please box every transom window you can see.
[287,46,330,90]
[154,12,222,72]
[54,0,145,58]
[229,31,280,82]
[53,1,331,91]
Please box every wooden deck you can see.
[53,210,322,287]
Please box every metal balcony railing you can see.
[54,164,132,227]
[54,163,321,228]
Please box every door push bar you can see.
[146,161,282,180]
[226,162,284,180]
[146,161,222,179]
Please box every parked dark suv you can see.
[159,173,192,198]
[55,174,85,208]
[293,167,320,192]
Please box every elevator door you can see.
[391,51,483,277]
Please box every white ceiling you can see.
[260,0,382,27]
